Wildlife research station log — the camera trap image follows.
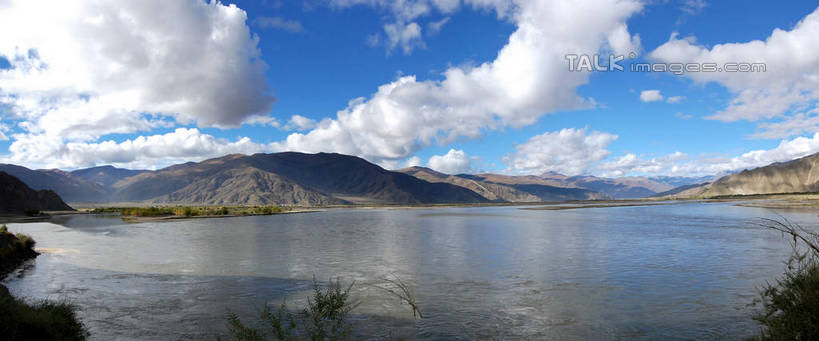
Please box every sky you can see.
[1,0,819,177]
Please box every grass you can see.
[751,217,819,340]
[90,205,285,218]
[0,225,88,340]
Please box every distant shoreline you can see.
[4,194,818,225]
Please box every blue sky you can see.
[1,0,819,177]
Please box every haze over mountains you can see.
[0,152,713,206]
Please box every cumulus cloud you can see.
[0,0,275,168]
[593,133,819,177]
[640,90,663,102]
[2,128,270,170]
[274,0,643,164]
[666,96,684,104]
[284,115,318,131]
[598,151,688,177]
[502,128,618,175]
[650,7,819,126]
[428,149,471,174]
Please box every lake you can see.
[1,202,813,340]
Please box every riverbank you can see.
[0,225,88,340]
[12,194,818,225]
[0,225,38,278]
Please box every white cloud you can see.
[428,148,471,174]
[666,96,684,104]
[242,115,280,127]
[274,0,643,165]
[330,1,523,54]
[598,151,687,177]
[254,16,305,33]
[0,123,9,141]
[650,8,819,123]
[680,0,707,15]
[384,21,424,55]
[2,128,270,170]
[640,90,664,102]
[405,156,423,167]
[594,133,819,177]
[0,0,275,167]
[751,110,819,139]
[427,17,450,34]
[285,115,318,131]
[502,128,618,175]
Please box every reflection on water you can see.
[1,203,813,340]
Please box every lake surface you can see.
[2,202,815,340]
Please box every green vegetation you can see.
[0,225,88,340]
[226,277,359,341]
[0,224,37,278]
[91,205,285,218]
[751,218,819,340]
[0,288,88,341]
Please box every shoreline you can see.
[4,195,817,226]
[118,208,323,223]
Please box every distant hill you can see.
[70,166,149,187]
[0,172,73,214]
[691,153,819,197]
[111,152,489,205]
[397,167,607,201]
[562,175,672,199]
[0,164,107,202]
[651,183,710,198]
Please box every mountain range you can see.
[0,152,720,206]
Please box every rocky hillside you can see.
[0,172,73,214]
[112,152,488,205]
[693,153,819,197]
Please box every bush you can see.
[0,287,88,341]
[226,277,359,341]
[752,218,819,340]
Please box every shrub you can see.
[752,218,819,340]
[0,287,88,341]
[226,277,359,341]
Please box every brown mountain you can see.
[686,152,819,197]
[398,167,609,201]
[70,165,149,188]
[112,152,489,205]
[563,175,673,199]
[0,171,73,214]
[0,164,107,203]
